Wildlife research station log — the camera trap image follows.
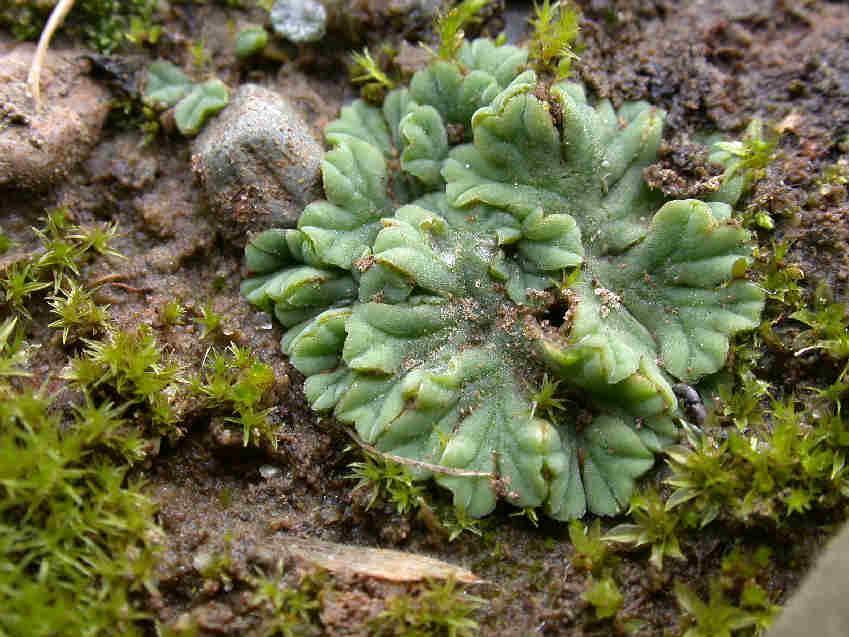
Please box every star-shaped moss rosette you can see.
[241,39,764,519]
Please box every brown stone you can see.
[0,44,111,189]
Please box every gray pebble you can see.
[191,84,323,244]
[259,464,281,480]
[270,0,327,43]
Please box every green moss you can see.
[350,47,398,104]
[191,343,279,448]
[666,384,849,525]
[814,157,849,203]
[250,570,326,637]
[720,545,772,590]
[792,289,849,362]
[370,578,484,637]
[568,519,615,575]
[0,318,29,378]
[66,325,184,438]
[435,0,493,60]
[439,504,488,542]
[107,95,162,145]
[348,450,427,514]
[713,120,777,187]
[1,209,119,318]
[529,373,566,420]
[195,532,234,587]
[675,581,761,637]
[160,298,187,327]
[48,280,110,344]
[714,367,771,432]
[527,0,581,79]
[0,230,13,256]
[751,240,805,312]
[0,325,157,637]
[674,559,779,637]
[0,263,51,316]
[604,488,684,571]
[582,575,623,620]
[509,506,541,526]
[196,300,226,341]
[1,0,161,53]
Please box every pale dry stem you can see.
[28,0,77,107]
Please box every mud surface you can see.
[2,1,849,635]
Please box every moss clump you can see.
[370,578,484,637]
[1,0,160,52]
[666,388,849,524]
[0,323,158,637]
[1,208,119,318]
[675,578,777,637]
[603,488,684,570]
[48,279,110,343]
[582,575,623,620]
[191,343,280,448]
[349,47,398,104]
[249,570,326,637]
[526,0,581,79]
[348,450,427,515]
[435,0,493,61]
[66,325,186,437]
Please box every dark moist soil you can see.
[2,0,849,635]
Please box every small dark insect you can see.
[673,383,707,426]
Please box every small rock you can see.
[247,546,278,570]
[259,464,281,480]
[270,0,327,43]
[268,515,295,532]
[209,419,243,447]
[386,0,442,14]
[192,551,214,574]
[0,44,111,189]
[191,601,235,633]
[191,84,323,244]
